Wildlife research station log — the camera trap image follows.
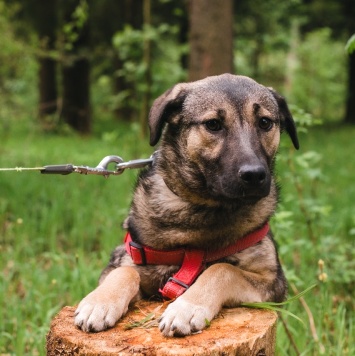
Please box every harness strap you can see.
[159,250,205,299]
[124,222,269,299]
[125,237,185,266]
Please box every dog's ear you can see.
[269,89,300,150]
[149,84,188,146]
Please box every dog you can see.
[74,73,299,337]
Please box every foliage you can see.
[109,23,186,116]
[272,110,354,354]
[236,26,347,123]
[0,0,350,130]
[0,0,38,135]
[345,34,355,54]
[235,0,304,88]
[61,0,89,51]
[291,28,347,122]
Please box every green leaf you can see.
[345,34,355,54]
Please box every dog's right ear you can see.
[149,84,188,146]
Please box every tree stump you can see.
[46,301,277,355]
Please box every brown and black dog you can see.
[74,74,299,337]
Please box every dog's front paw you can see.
[159,298,214,337]
[74,266,140,332]
[74,290,128,332]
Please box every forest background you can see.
[0,0,354,355]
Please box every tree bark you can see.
[46,302,277,355]
[188,0,234,81]
[61,1,91,134]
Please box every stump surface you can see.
[46,301,277,355]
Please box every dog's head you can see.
[149,74,299,204]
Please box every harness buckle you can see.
[128,241,147,265]
[159,277,190,300]
[167,277,190,290]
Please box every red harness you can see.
[125,222,269,300]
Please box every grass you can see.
[274,124,355,355]
[0,122,354,355]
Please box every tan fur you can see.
[74,74,299,336]
[75,267,140,332]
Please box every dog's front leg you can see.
[159,263,268,337]
[75,266,140,332]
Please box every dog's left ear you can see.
[149,83,188,146]
[269,89,300,150]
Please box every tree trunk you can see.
[188,0,234,81]
[47,302,277,355]
[35,0,58,118]
[345,52,355,123]
[39,58,57,117]
[139,0,152,138]
[344,0,355,124]
[62,58,91,133]
[61,1,91,134]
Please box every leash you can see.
[0,154,155,178]
[125,222,270,300]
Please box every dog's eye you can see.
[205,119,222,132]
[259,117,274,131]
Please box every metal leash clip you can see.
[40,154,155,178]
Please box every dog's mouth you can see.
[208,173,271,204]
[214,189,270,205]
[236,193,269,204]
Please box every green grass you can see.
[274,125,354,355]
[0,123,354,355]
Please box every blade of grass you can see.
[242,303,305,325]
[241,283,317,325]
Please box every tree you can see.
[139,0,152,136]
[60,0,91,133]
[344,0,355,123]
[345,49,355,124]
[33,0,58,119]
[298,0,355,123]
[13,0,91,132]
[112,0,143,122]
[234,0,299,85]
[188,0,233,81]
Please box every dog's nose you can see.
[238,165,266,186]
